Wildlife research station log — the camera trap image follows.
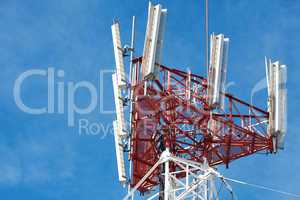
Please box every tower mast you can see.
[111,2,287,200]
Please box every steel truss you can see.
[124,149,235,200]
[130,57,273,193]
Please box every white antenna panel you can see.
[267,59,275,138]
[112,22,126,86]
[154,8,167,68]
[267,59,287,149]
[112,73,127,136]
[208,33,229,109]
[274,63,287,148]
[141,2,167,80]
[113,120,127,184]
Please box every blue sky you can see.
[0,0,299,199]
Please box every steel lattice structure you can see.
[130,57,273,193]
[111,3,287,199]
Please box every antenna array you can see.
[266,59,287,150]
[110,2,288,199]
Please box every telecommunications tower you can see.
[111,2,287,200]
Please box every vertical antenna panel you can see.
[112,22,126,86]
[219,38,229,109]
[154,9,167,68]
[275,64,287,149]
[267,59,275,137]
[208,34,229,109]
[141,3,167,80]
[113,120,127,184]
[112,73,127,136]
[274,62,281,133]
[146,4,161,76]
[141,2,154,79]
[267,60,287,149]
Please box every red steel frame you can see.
[130,57,273,193]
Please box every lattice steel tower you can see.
[111,2,287,200]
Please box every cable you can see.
[205,0,209,75]
[224,177,300,198]
[216,181,224,198]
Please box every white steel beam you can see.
[123,149,233,200]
